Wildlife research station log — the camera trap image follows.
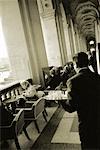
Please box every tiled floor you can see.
[31,106,81,150]
[51,112,81,144]
[0,107,57,150]
[1,106,81,150]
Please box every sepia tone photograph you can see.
[0,0,100,149]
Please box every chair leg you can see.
[44,108,48,116]
[14,134,21,150]
[42,111,47,122]
[23,127,31,140]
[34,120,40,133]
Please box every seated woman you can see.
[20,80,44,100]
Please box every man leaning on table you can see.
[60,52,100,150]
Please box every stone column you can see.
[60,3,72,62]
[37,0,62,66]
[78,33,87,53]
[82,36,87,52]
[63,23,73,61]
[95,20,100,74]
[70,18,77,54]
[74,25,81,53]
[19,0,48,84]
[55,2,68,65]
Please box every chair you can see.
[0,109,30,150]
[16,97,47,133]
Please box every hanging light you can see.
[89,40,94,45]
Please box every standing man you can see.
[61,52,100,149]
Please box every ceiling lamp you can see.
[89,40,94,45]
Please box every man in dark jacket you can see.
[61,52,100,149]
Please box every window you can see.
[0,17,10,83]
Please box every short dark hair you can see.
[73,52,88,68]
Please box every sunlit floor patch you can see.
[51,112,81,144]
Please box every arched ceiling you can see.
[62,0,100,41]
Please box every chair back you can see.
[0,109,24,141]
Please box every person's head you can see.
[73,52,88,70]
[20,80,30,90]
[55,67,61,75]
[69,62,74,70]
[63,65,70,74]
[50,67,55,76]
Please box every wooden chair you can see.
[16,97,47,133]
[0,109,30,150]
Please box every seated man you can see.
[20,80,44,100]
[46,67,61,90]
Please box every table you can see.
[44,90,68,101]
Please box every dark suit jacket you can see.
[0,105,14,126]
[61,68,100,144]
[46,74,61,90]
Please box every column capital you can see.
[37,0,55,20]
[41,9,55,20]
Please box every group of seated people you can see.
[44,53,98,91]
[0,62,75,126]
[1,65,75,142]
[44,62,76,90]
[0,55,97,127]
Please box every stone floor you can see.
[0,107,57,150]
[1,105,81,150]
[31,106,81,150]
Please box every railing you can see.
[0,79,33,102]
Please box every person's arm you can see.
[60,79,77,113]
